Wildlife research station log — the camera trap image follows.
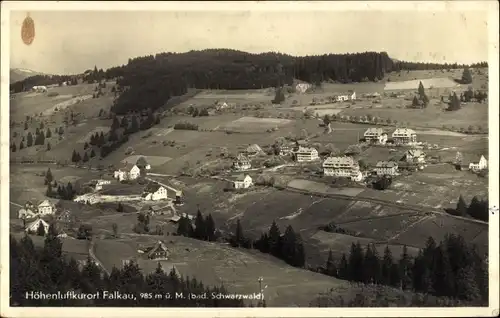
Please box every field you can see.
[9,68,489,305]
[93,234,351,307]
[384,77,458,91]
[121,155,172,166]
[216,116,294,133]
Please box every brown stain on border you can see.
[21,13,35,46]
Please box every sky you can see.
[9,9,490,75]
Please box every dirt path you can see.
[89,240,110,275]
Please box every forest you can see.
[10,49,488,115]
[10,228,245,307]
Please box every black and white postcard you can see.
[1,1,498,317]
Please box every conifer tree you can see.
[27,132,33,147]
[399,245,413,290]
[90,149,96,158]
[348,242,364,282]
[194,209,206,240]
[268,220,282,258]
[19,141,24,150]
[326,249,337,276]
[456,195,468,216]
[47,142,51,151]
[205,214,216,241]
[338,253,349,280]
[461,68,473,84]
[46,128,52,138]
[83,152,89,162]
[381,245,394,285]
[44,168,53,185]
[37,221,46,236]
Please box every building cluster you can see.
[362,127,418,145]
[113,157,151,182]
[18,199,56,220]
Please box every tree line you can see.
[175,209,306,269]
[451,194,489,222]
[321,234,487,305]
[10,230,244,307]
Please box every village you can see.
[9,66,490,306]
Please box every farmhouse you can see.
[233,154,252,171]
[229,174,253,189]
[295,83,312,93]
[404,149,427,164]
[32,85,48,93]
[216,101,229,110]
[136,156,151,170]
[322,156,362,181]
[392,128,417,145]
[294,146,319,162]
[469,155,488,171]
[245,144,264,157]
[364,128,388,144]
[334,91,356,102]
[25,218,50,234]
[114,164,141,181]
[18,208,37,220]
[38,200,55,215]
[375,161,399,176]
[142,183,168,201]
[144,241,170,260]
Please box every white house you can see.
[114,164,141,181]
[364,128,388,144]
[233,154,252,171]
[295,83,312,93]
[392,128,417,145]
[37,200,55,215]
[469,155,488,171]
[335,91,356,102]
[230,174,253,189]
[322,156,362,181]
[405,149,426,164]
[25,218,50,234]
[142,182,168,201]
[18,208,37,220]
[32,85,48,93]
[375,161,399,176]
[294,146,319,162]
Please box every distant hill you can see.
[10,68,44,84]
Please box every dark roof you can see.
[146,241,169,258]
[143,182,162,193]
[229,174,249,182]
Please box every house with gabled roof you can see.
[469,155,488,171]
[144,240,170,260]
[229,174,253,189]
[364,128,388,144]
[294,146,319,162]
[25,218,50,235]
[18,208,37,220]
[392,128,417,145]
[142,182,168,201]
[245,144,264,157]
[334,91,356,102]
[322,156,363,181]
[114,163,141,181]
[233,154,251,171]
[404,149,426,164]
[38,200,55,215]
[375,161,399,176]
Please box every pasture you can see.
[121,155,172,166]
[339,102,488,130]
[94,235,350,307]
[384,77,458,91]
[216,116,294,133]
[77,126,109,143]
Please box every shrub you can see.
[174,121,199,131]
[47,92,59,97]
